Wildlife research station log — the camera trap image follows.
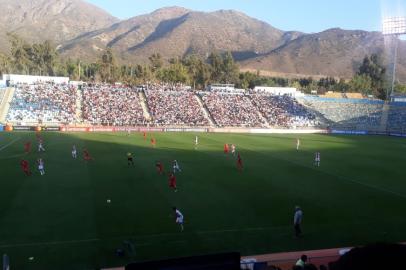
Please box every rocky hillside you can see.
[0,0,118,52]
[59,6,295,63]
[242,28,406,80]
[1,1,405,81]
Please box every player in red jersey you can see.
[24,141,31,154]
[168,173,177,192]
[83,148,93,161]
[224,143,229,154]
[20,159,31,176]
[143,131,147,140]
[237,153,243,171]
[151,137,156,147]
[156,161,164,175]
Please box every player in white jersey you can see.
[38,140,45,152]
[38,158,45,175]
[231,144,236,156]
[314,151,320,167]
[72,145,77,159]
[296,138,300,151]
[195,136,199,149]
[173,160,181,173]
[172,207,184,231]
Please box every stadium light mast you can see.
[382,16,406,100]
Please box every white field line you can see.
[0,225,291,249]
[0,137,21,152]
[240,144,406,201]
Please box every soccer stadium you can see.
[1,1,406,270]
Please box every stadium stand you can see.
[250,94,318,127]
[82,84,146,126]
[0,88,5,122]
[6,81,406,132]
[146,82,191,92]
[0,88,4,103]
[200,92,266,127]
[301,97,384,129]
[145,90,209,126]
[6,83,77,124]
[0,87,15,123]
[387,102,406,131]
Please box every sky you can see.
[87,0,406,33]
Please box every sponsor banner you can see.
[89,127,115,132]
[143,127,164,132]
[330,130,346,134]
[115,127,141,132]
[0,125,3,132]
[60,126,165,133]
[165,128,185,132]
[12,126,35,131]
[184,128,207,132]
[250,128,328,134]
[41,126,60,131]
[331,130,368,135]
[208,128,250,133]
[368,131,388,136]
[389,133,406,137]
[61,127,90,132]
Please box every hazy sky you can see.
[87,0,406,33]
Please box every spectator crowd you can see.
[301,97,384,128]
[251,94,317,127]
[82,84,145,126]
[201,92,266,127]
[7,82,406,132]
[6,83,76,124]
[388,103,406,131]
[146,90,209,126]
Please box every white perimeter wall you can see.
[253,87,304,97]
[2,74,69,84]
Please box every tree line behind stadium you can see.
[1,34,404,100]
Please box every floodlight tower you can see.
[382,17,406,99]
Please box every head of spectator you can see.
[296,254,308,268]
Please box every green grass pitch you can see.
[0,131,406,269]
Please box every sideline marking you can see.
[0,225,291,248]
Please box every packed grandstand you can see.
[0,80,405,132]
[1,78,406,270]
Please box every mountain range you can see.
[1,0,405,82]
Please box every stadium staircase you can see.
[194,93,215,126]
[380,101,390,131]
[139,91,152,121]
[75,88,83,123]
[0,87,15,123]
[246,95,270,128]
[256,110,269,127]
[296,97,331,127]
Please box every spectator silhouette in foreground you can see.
[329,243,406,270]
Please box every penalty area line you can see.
[0,238,100,249]
[0,137,21,152]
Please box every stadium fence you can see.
[3,124,406,137]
